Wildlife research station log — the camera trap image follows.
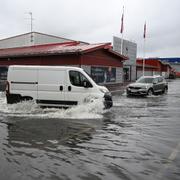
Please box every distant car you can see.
[126,75,168,96]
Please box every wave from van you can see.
[0,93,104,119]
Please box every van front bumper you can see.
[104,93,113,109]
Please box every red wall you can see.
[0,55,80,66]
[41,55,80,66]
[0,49,123,67]
[81,49,123,67]
[0,57,42,65]
[137,59,161,72]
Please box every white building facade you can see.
[0,32,79,49]
[113,36,137,82]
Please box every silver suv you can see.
[126,75,168,96]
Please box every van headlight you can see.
[99,87,108,94]
[104,91,112,96]
[99,87,111,96]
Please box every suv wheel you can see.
[147,89,153,96]
[162,87,168,94]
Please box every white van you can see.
[6,66,113,109]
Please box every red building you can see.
[0,41,127,90]
[136,58,174,79]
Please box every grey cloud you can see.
[0,0,180,57]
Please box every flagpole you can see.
[143,38,146,76]
[143,22,146,76]
[121,30,124,55]
[120,6,124,55]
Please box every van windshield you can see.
[136,77,154,83]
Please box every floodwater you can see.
[0,80,180,180]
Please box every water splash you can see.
[0,93,104,119]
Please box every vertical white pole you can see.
[143,38,146,76]
[121,33,124,55]
[143,22,146,76]
[120,6,124,55]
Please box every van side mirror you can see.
[83,80,92,88]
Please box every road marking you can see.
[168,142,180,161]
[155,142,180,179]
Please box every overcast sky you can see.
[0,0,180,58]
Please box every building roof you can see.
[0,31,88,44]
[0,41,128,60]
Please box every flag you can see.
[120,7,124,33]
[143,22,146,39]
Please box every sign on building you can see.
[113,36,137,81]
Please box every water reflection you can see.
[6,117,96,150]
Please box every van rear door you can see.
[9,68,38,99]
[37,69,66,107]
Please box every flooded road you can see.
[0,79,180,180]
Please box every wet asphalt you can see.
[0,79,180,180]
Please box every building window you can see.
[91,67,116,84]
[0,66,8,82]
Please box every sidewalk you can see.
[105,82,130,95]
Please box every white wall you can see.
[0,32,73,49]
[34,33,70,45]
[0,34,32,49]
[137,70,153,79]
[113,37,137,66]
[131,65,137,81]
[113,37,137,82]
[116,67,123,83]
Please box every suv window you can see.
[158,77,163,83]
[69,71,92,87]
[137,77,154,83]
[153,78,158,84]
